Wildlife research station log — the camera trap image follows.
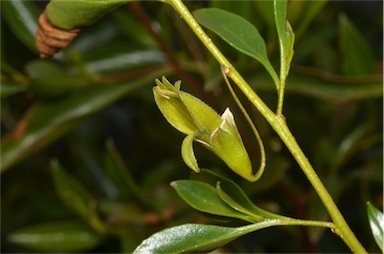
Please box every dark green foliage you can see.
[1,0,382,253]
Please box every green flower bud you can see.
[154,77,256,181]
[208,108,254,181]
[154,76,221,135]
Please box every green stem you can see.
[165,0,367,253]
[275,218,335,230]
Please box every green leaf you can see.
[288,1,327,40]
[194,8,279,88]
[171,180,252,222]
[113,10,157,48]
[133,223,271,253]
[83,47,166,75]
[26,59,90,100]
[253,1,275,33]
[51,160,105,232]
[249,71,382,102]
[1,75,157,172]
[0,83,27,97]
[190,169,287,220]
[51,160,92,214]
[216,181,287,221]
[274,0,295,81]
[339,14,376,75]
[103,139,149,204]
[8,221,102,252]
[2,0,40,53]
[367,202,384,252]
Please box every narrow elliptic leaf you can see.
[171,180,251,221]
[274,0,295,80]
[104,139,147,202]
[84,48,166,74]
[2,0,40,53]
[51,160,97,220]
[26,59,90,100]
[1,75,155,172]
[274,0,288,48]
[133,223,272,253]
[288,1,327,39]
[0,83,27,97]
[253,1,275,34]
[8,221,102,252]
[249,71,382,102]
[181,133,200,173]
[367,202,384,252]
[191,169,286,220]
[216,182,263,221]
[194,8,279,87]
[339,14,376,75]
[113,10,157,48]
[216,181,287,220]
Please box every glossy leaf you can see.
[103,139,148,203]
[0,83,27,97]
[339,14,376,75]
[84,48,166,75]
[113,10,157,48]
[8,221,101,252]
[190,169,287,220]
[288,1,327,39]
[253,1,275,33]
[194,8,279,88]
[216,181,287,221]
[2,0,40,53]
[51,160,105,233]
[134,223,269,253]
[0,75,157,172]
[26,59,90,100]
[249,71,382,102]
[171,180,252,222]
[367,202,384,252]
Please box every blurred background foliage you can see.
[1,0,382,253]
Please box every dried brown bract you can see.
[35,12,81,58]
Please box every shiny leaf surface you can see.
[2,0,40,53]
[1,76,155,172]
[339,14,376,75]
[8,221,101,252]
[367,202,384,252]
[133,223,273,253]
[171,180,251,221]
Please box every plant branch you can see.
[164,0,367,253]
